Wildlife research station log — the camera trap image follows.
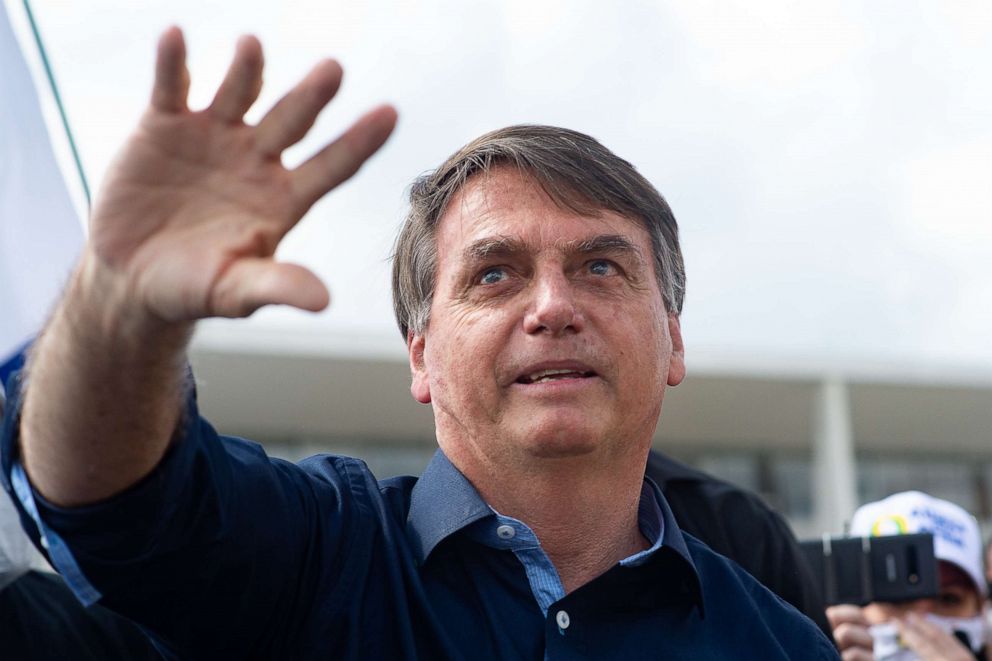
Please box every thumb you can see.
[210,259,330,317]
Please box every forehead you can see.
[434,168,651,263]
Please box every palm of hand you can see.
[93,112,301,321]
[86,28,396,324]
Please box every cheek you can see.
[427,313,504,391]
[617,321,670,384]
[937,595,982,618]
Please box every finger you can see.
[826,604,870,629]
[209,35,265,123]
[254,59,344,156]
[210,260,329,318]
[832,622,874,652]
[840,649,874,661]
[898,614,970,659]
[151,26,190,113]
[290,104,398,212]
[898,613,936,646]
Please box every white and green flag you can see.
[0,0,85,383]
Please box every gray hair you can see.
[391,125,685,338]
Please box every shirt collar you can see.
[646,473,705,610]
[406,450,492,563]
[406,451,705,614]
[619,478,666,567]
[408,452,701,590]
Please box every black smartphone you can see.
[799,533,939,606]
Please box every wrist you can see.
[64,249,193,354]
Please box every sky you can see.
[17,0,992,373]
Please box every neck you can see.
[455,450,651,594]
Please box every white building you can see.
[190,325,992,540]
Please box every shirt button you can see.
[496,524,516,540]
[556,610,570,630]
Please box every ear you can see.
[666,314,686,387]
[407,331,432,404]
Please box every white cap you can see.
[849,491,986,597]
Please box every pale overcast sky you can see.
[21,0,992,371]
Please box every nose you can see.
[522,270,584,336]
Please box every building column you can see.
[812,378,858,534]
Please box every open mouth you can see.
[516,369,596,385]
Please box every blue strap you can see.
[10,462,102,605]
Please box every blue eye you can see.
[588,260,614,276]
[479,267,507,285]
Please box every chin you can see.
[517,422,603,459]
[527,441,598,459]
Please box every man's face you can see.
[408,168,684,473]
[863,562,984,623]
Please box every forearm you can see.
[16,26,393,508]
[20,252,192,506]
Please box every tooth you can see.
[529,369,572,381]
[528,369,581,383]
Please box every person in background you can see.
[646,450,833,640]
[827,491,987,661]
[985,538,992,648]
[1,389,163,660]
[984,538,992,598]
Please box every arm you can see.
[20,28,396,506]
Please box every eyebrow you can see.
[572,234,640,258]
[463,234,643,262]
[464,235,524,261]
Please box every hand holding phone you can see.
[801,533,938,606]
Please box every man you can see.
[828,491,988,660]
[0,29,835,658]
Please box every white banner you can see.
[0,1,84,371]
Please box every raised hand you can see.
[19,28,396,507]
[89,27,397,323]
